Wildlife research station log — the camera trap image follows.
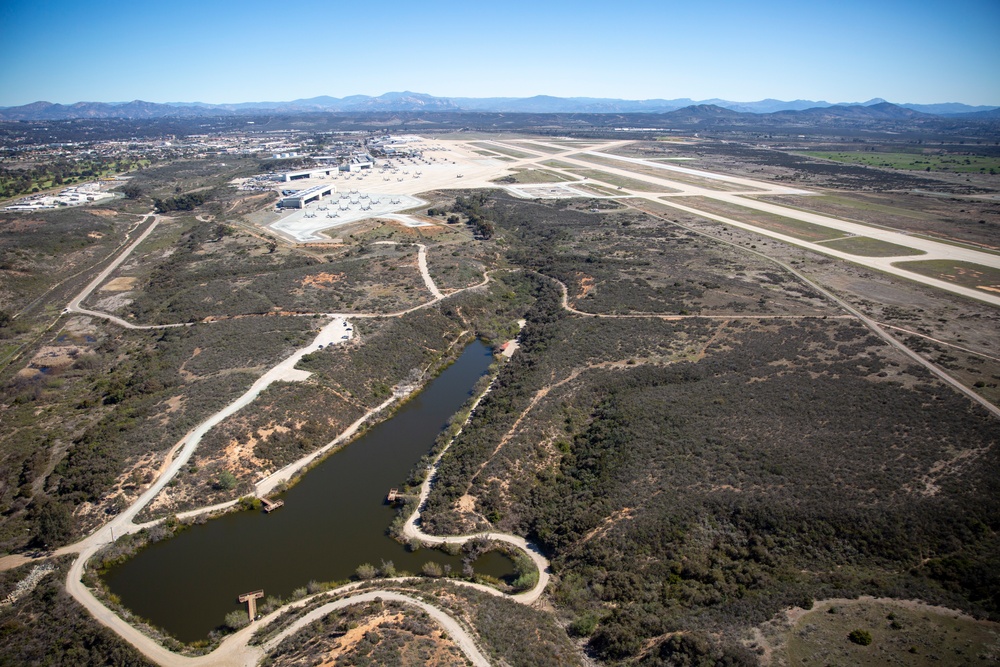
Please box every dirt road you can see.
[65,214,196,329]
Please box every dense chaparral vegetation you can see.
[1,122,999,666]
[417,192,1000,664]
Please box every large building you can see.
[339,153,376,172]
[278,183,335,208]
[280,168,339,182]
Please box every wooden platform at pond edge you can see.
[261,497,284,513]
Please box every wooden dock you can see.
[261,497,284,513]
[386,488,399,502]
[238,590,264,622]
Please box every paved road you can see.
[486,137,1000,307]
[32,138,999,665]
[629,203,1000,421]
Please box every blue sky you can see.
[1,0,998,106]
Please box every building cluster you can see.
[4,182,116,211]
[2,128,416,211]
[367,135,424,158]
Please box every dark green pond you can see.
[103,340,513,642]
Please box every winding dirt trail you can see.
[31,181,996,665]
[32,241,532,666]
[372,240,444,299]
[49,224,995,665]
[257,590,491,667]
[58,307,519,666]
[61,317,544,667]
[401,357,551,606]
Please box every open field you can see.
[565,168,679,192]
[492,168,579,184]
[755,193,940,223]
[753,192,1000,252]
[541,159,581,169]
[784,599,1000,666]
[801,150,1000,174]
[679,195,848,241]
[893,259,1000,293]
[508,141,565,154]
[469,142,539,159]
[816,235,926,257]
[569,151,755,191]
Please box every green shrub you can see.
[224,609,249,630]
[848,629,873,646]
[355,563,377,580]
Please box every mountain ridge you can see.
[1,92,996,121]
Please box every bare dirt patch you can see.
[165,395,183,413]
[576,274,595,301]
[457,494,477,513]
[89,292,133,312]
[19,345,83,374]
[221,434,273,478]
[301,272,345,288]
[266,603,467,667]
[817,235,926,257]
[100,276,138,291]
[64,315,98,335]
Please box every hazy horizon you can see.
[2,0,998,107]
[4,92,995,110]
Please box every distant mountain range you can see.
[1,92,997,121]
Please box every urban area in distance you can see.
[1,1,999,665]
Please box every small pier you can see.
[386,488,399,502]
[238,590,264,622]
[261,497,284,513]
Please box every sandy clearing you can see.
[101,276,138,291]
